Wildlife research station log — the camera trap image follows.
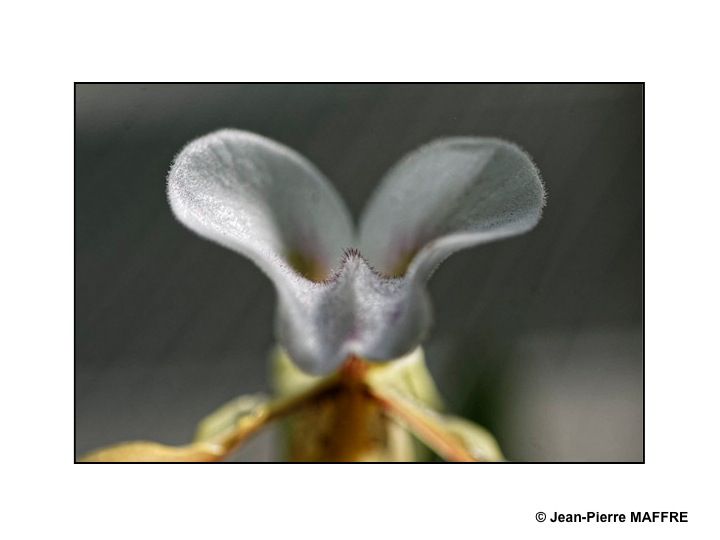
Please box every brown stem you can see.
[368,387,478,462]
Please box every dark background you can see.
[75,83,643,461]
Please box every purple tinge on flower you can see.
[167,129,545,374]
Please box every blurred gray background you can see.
[75,83,643,461]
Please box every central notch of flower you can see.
[168,130,545,375]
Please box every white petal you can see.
[358,137,545,278]
[168,130,360,374]
[167,129,353,283]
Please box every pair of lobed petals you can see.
[168,129,545,375]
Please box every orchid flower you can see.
[83,129,545,463]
